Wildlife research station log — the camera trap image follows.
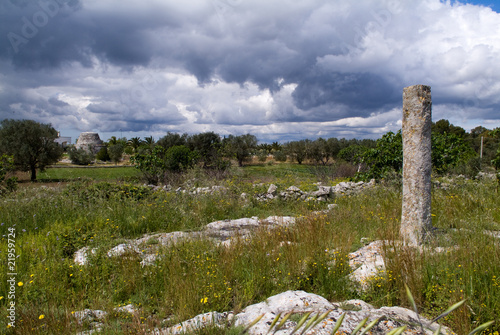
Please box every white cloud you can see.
[1,0,500,142]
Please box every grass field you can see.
[0,164,499,334]
[35,166,140,183]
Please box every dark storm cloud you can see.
[1,0,500,141]
[2,0,399,114]
[292,71,399,112]
[48,96,69,107]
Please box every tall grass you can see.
[0,168,498,334]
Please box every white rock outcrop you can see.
[153,290,453,335]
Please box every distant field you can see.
[14,162,346,186]
[29,166,141,182]
[1,161,499,334]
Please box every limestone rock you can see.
[114,304,137,314]
[107,243,138,257]
[73,216,298,266]
[74,247,97,266]
[73,309,107,324]
[348,240,386,289]
[151,291,454,335]
[151,312,234,335]
[234,291,454,334]
[401,85,432,246]
[204,217,260,240]
[286,186,302,193]
[267,184,277,195]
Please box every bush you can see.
[449,157,482,178]
[108,144,124,165]
[68,147,95,165]
[65,181,153,202]
[256,149,268,162]
[165,145,197,172]
[0,154,17,195]
[95,147,110,161]
[130,146,166,184]
[273,150,287,162]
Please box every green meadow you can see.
[0,164,499,334]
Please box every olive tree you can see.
[223,134,258,167]
[0,119,63,181]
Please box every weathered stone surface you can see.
[75,132,105,154]
[107,243,138,257]
[73,309,107,334]
[286,186,302,193]
[152,291,453,335]
[152,311,234,335]
[114,304,137,314]
[348,240,386,289]
[205,217,260,240]
[74,216,298,266]
[74,246,97,266]
[401,85,433,246]
[267,184,277,195]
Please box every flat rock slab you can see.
[154,290,453,335]
[348,240,386,289]
[73,216,297,266]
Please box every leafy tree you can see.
[432,119,466,138]
[358,131,403,180]
[326,137,341,159]
[284,140,308,164]
[143,136,156,146]
[157,132,188,150]
[256,149,269,162]
[108,136,119,145]
[273,150,287,162]
[224,134,258,167]
[465,126,499,165]
[307,138,330,165]
[130,146,166,184]
[131,145,198,183]
[0,119,63,181]
[491,128,500,188]
[338,145,369,165]
[358,128,476,180]
[270,142,282,152]
[95,147,110,161]
[431,132,474,174]
[257,143,273,155]
[470,126,489,138]
[68,147,95,166]
[127,137,144,153]
[0,154,17,194]
[492,147,500,189]
[165,145,197,171]
[187,132,223,168]
[108,144,124,165]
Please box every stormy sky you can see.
[1,0,500,143]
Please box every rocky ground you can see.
[71,181,499,334]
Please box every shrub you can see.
[68,147,95,165]
[256,149,268,162]
[131,146,167,184]
[0,154,17,195]
[95,147,110,161]
[108,144,124,165]
[165,145,198,172]
[273,150,287,162]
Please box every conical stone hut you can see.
[75,132,106,154]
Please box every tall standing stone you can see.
[401,85,432,246]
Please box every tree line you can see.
[0,118,499,186]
